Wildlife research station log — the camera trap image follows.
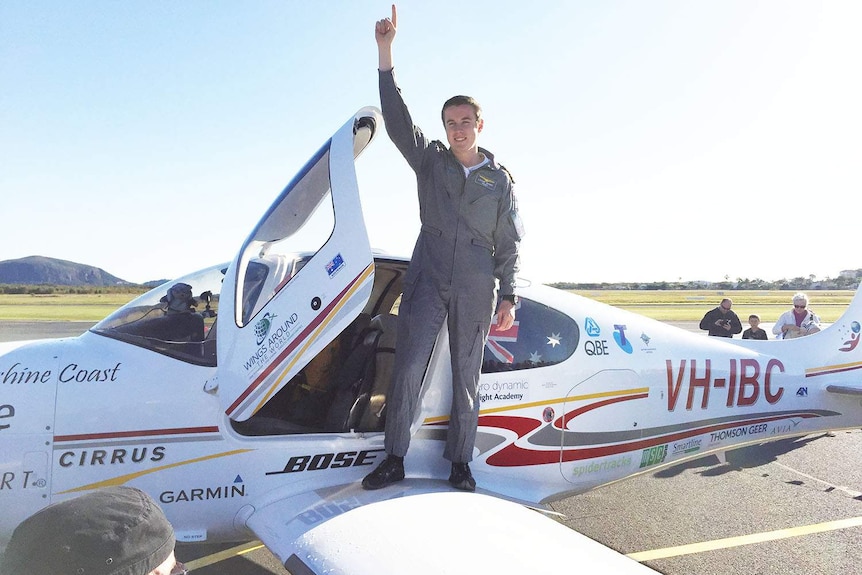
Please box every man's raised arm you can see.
[375,4,397,71]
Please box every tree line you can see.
[4,269,861,296]
[0,285,149,295]
[549,270,862,291]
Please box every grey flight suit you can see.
[379,69,522,463]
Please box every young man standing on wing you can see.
[363,5,523,492]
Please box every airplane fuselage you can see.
[4,279,862,549]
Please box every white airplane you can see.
[2,107,862,574]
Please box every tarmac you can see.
[0,320,95,342]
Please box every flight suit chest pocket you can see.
[465,185,502,237]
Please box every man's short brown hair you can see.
[441,95,482,123]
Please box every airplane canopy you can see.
[215,108,380,421]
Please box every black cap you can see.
[1,487,175,575]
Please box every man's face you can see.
[150,550,185,575]
[443,104,483,156]
[170,285,192,303]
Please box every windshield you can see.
[91,264,226,366]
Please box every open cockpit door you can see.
[217,107,381,421]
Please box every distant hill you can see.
[0,256,133,286]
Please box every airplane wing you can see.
[244,483,659,574]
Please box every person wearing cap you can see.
[1,486,184,575]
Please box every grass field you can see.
[0,293,141,321]
[0,290,855,323]
[570,289,855,322]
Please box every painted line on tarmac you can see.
[183,540,265,571]
[773,461,862,498]
[626,516,862,562]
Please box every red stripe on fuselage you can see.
[54,426,220,443]
[554,393,649,429]
[479,415,543,437]
[485,411,823,467]
[806,363,862,378]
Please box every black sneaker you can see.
[361,455,405,490]
[448,462,476,492]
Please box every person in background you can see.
[157,282,205,341]
[1,486,184,575]
[773,292,821,339]
[699,298,743,337]
[742,313,768,340]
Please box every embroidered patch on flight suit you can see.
[475,173,498,191]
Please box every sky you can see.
[2,1,860,285]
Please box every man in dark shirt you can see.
[699,298,743,337]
